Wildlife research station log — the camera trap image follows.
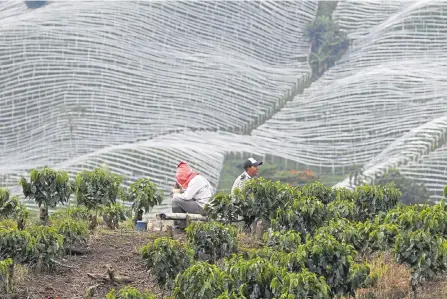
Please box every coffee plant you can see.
[0,188,29,230]
[223,255,280,299]
[141,237,194,289]
[315,218,364,251]
[102,203,127,229]
[106,286,156,299]
[121,178,163,224]
[235,178,297,226]
[186,221,237,263]
[301,182,334,204]
[394,229,447,289]
[51,218,89,249]
[353,184,401,221]
[270,206,308,237]
[174,262,230,299]
[327,199,356,221]
[270,268,330,299]
[0,228,34,263]
[263,229,302,253]
[19,168,73,222]
[0,258,13,293]
[27,225,64,269]
[50,206,90,222]
[75,168,122,228]
[205,192,241,224]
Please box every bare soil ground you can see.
[12,229,172,299]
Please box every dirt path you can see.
[14,229,172,299]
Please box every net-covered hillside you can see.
[1,0,447,205]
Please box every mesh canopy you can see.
[1,0,447,207]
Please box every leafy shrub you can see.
[51,218,89,248]
[263,229,302,253]
[50,206,90,222]
[0,258,13,293]
[121,178,163,223]
[224,255,279,299]
[315,219,364,251]
[186,221,237,262]
[205,192,241,225]
[141,237,194,289]
[27,225,64,269]
[271,196,326,236]
[301,182,334,204]
[75,168,121,211]
[0,188,29,229]
[327,200,356,221]
[235,178,297,226]
[19,168,73,222]
[102,203,127,229]
[280,233,369,297]
[353,184,401,221]
[270,268,330,299]
[270,206,307,237]
[174,262,230,299]
[106,286,155,299]
[0,228,34,263]
[394,230,447,288]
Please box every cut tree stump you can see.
[87,265,133,285]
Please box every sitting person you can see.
[171,161,213,229]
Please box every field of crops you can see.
[1,167,447,298]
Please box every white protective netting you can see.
[2,0,447,208]
[253,1,447,200]
[0,0,316,171]
[0,1,316,211]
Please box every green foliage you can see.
[224,255,279,299]
[205,192,241,224]
[174,262,230,299]
[19,168,73,220]
[75,168,121,211]
[51,218,89,248]
[394,230,447,288]
[0,188,29,230]
[271,196,326,236]
[263,229,302,253]
[315,219,364,251]
[301,182,334,204]
[27,225,64,269]
[121,178,163,215]
[375,169,431,205]
[141,237,194,289]
[353,184,401,221]
[50,206,90,221]
[270,268,330,299]
[305,16,349,80]
[186,221,237,262]
[102,203,127,229]
[0,258,13,293]
[327,200,356,221]
[235,178,297,226]
[0,228,34,263]
[297,233,368,297]
[106,286,156,299]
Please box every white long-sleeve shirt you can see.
[231,171,251,195]
[173,175,214,208]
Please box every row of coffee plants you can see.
[136,220,369,298]
[0,167,164,296]
[122,179,447,298]
[16,167,163,227]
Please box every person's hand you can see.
[172,188,181,194]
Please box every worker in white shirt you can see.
[172,161,213,229]
[231,157,263,195]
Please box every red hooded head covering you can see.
[175,161,199,189]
